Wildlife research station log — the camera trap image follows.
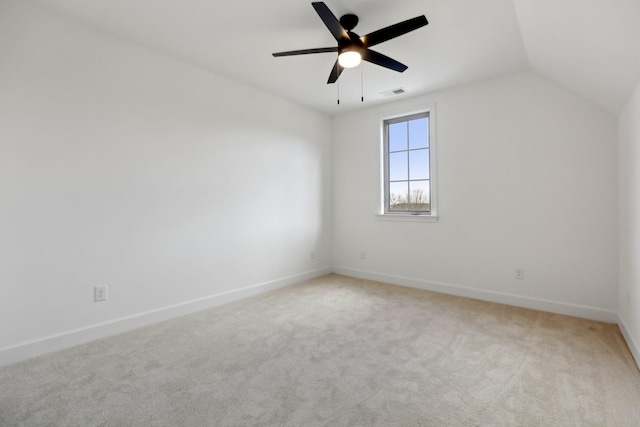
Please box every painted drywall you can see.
[618,80,640,365]
[0,1,331,364]
[513,0,640,115]
[332,71,618,321]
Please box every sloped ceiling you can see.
[31,0,640,115]
[513,0,640,114]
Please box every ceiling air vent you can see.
[380,88,406,97]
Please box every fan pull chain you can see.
[337,75,340,105]
[361,65,364,102]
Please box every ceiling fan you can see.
[272,2,428,84]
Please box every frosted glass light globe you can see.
[338,51,362,68]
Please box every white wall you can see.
[332,71,618,321]
[618,80,640,365]
[0,1,331,365]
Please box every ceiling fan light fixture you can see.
[338,50,362,68]
[272,2,428,84]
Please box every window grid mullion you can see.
[406,122,411,211]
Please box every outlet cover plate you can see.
[94,286,107,302]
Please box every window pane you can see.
[409,117,428,149]
[389,152,408,181]
[389,181,409,211]
[409,149,429,180]
[410,180,430,211]
[389,122,407,152]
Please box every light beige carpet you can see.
[1,274,639,426]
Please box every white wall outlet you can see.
[360,251,367,260]
[94,286,107,302]
[310,251,315,260]
[515,268,525,279]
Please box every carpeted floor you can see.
[1,274,639,426]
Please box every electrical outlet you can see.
[515,268,525,279]
[94,286,107,302]
[360,251,367,260]
[310,251,315,260]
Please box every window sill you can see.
[375,213,439,223]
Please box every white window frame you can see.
[377,105,438,222]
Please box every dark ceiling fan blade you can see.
[361,15,428,47]
[327,59,344,84]
[362,49,408,72]
[312,2,350,42]
[273,47,338,57]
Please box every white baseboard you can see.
[617,316,640,371]
[2,266,628,369]
[333,266,619,323]
[0,267,332,367]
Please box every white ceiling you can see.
[513,0,640,115]
[33,0,640,115]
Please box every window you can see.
[382,110,436,218]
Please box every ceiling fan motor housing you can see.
[339,32,364,56]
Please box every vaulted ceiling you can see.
[33,0,640,115]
